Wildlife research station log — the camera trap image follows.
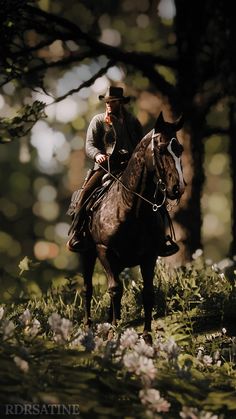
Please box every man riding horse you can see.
[67,86,179,257]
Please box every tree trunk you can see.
[173,0,206,259]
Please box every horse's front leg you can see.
[80,249,96,327]
[97,244,123,325]
[140,256,156,332]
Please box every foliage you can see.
[0,255,236,418]
[0,101,46,143]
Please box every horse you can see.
[78,111,185,332]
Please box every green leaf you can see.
[204,391,236,411]
[18,256,40,275]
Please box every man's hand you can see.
[95,153,108,164]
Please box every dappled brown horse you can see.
[79,112,185,332]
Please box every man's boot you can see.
[66,212,89,252]
[66,169,98,253]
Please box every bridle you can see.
[150,129,184,210]
[151,131,166,182]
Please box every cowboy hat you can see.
[98,86,130,103]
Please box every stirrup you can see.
[158,235,179,257]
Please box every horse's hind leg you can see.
[140,256,156,332]
[80,250,96,327]
[96,244,123,326]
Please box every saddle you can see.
[67,175,114,219]
[66,175,116,252]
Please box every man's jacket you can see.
[85,108,143,169]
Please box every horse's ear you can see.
[174,114,184,131]
[155,111,165,131]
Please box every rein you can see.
[97,132,168,212]
[97,156,177,242]
[97,162,166,212]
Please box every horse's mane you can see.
[132,130,153,155]
[121,130,152,185]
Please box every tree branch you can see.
[49,59,115,104]
[24,4,177,69]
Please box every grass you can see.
[0,253,236,418]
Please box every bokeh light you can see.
[202,135,232,261]
[0,94,5,109]
[33,201,60,221]
[31,121,66,164]
[34,240,59,260]
[157,0,176,20]
[100,29,121,46]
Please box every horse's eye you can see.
[170,139,183,157]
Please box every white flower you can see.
[19,310,41,338]
[96,322,112,338]
[163,337,179,358]
[134,338,154,358]
[120,268,130,281]
[137,356,156,380]
[139,388,170,413]
[48,312,61,329]
[123,351,140,372]
[28,318,41,337]
[192,249,203,260]
[0,306,4,321]
[48,313,61,330]
[14,356,29,373]
[2,320,15,340]
[180,406,218,419]
[217,258,234,270]
[231,337,236,355]
[119,328,139,350]
[123,352,156,383]
[70,328,84,347]
[20,309,31,325]
[202,355,213,366]
[94,336,105,352]
[221,327,227,335]
[213,350,220,361]
[211,264,219,273]
[60,318,73,341]
[180,406,199,419]
[153,336,164,354]
[48,313,72,343]
[200,413,219,419]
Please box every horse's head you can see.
[145,112,185,200]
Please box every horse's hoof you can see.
[142,332,153,345]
